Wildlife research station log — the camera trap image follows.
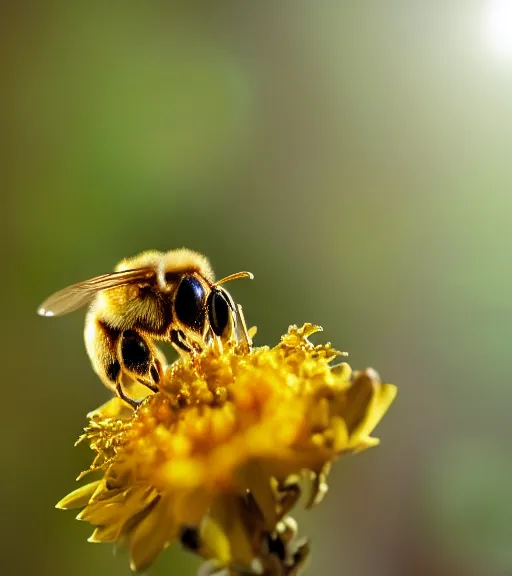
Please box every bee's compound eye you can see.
[175,276,206,331]
[208,289,231,337]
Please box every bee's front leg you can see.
[170,329,193,355]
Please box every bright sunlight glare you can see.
[486,0,512,56]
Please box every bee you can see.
[37,249,253,408]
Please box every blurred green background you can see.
[3,2,512,575]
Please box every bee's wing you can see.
[37,268,155,317]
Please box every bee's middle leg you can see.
[118,330,165,392]
[85,316,140,409]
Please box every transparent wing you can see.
[37,268,155,317]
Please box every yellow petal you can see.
[330,416,349,452]
[89,483,125,504]
[350,436,380,454]
[129,497,177,572]
[87,399,130,421]
[205,495,255,567]
[88,524,122,543]
[309,397,330,432]
[331,362,352,381]
[344,370,396,437]
[56,481,101,510]
[247,326,258,339]
[343,371,374,433]
[237,462,277,530]
[200,515,231,566]
[78,485,156,528]
[77,501,127,524]
[172,488,212,526]
[359,382,397,434]
[348,382,397,447]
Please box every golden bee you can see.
[38,249,253,407]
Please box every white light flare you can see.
[486,0,512,57]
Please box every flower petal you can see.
[237,461,277,530]
[129,496,178,572]
[202,495,255,567]
[56,481,101,510]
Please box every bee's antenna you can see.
[215,271,254,287]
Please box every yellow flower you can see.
[57,324,397,575]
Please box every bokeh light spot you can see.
[486,0,512,56]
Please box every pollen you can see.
[57,324,397,574]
